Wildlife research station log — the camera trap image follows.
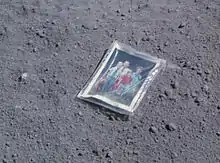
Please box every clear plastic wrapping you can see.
[77,41,166,114]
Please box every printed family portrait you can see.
[88,49,156,105]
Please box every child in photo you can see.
[113,68,133,95]
[101,61,123,92]
[121,67,143,100]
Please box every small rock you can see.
[164,41,169,46]
[204,69,211,74]
[133,150,139,155]
[116,9,120,13]
[149,126,158,134]
[197,69,203,76]
[5,142,10,147]
[2,159,7,163]
[178,22,185,28]
[78,153,82,156]
[81,24,89,30]
[191,91,197,98]
[194,97,203,105]
[33,47,37,52]
[51,20,56,25]
[21,73,28,80]
[171,81,178,89]
[165,89,172,97]
[27,40,33,45]
[216,132,220,136]
[166,123,177,131]
[183,61,191,68]
[106,151,113,158]
[126,139,132,145]
[93,24,98,30]
[102,12,108,18]
[171,151,178,159]
[92,150,99,156]
[36,30,45,38]
[109,115,114,121]
[141,36,150,42]
[78,111,83,116]
[202,85,209,93]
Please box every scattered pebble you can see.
[33,47,37,52]
[164,41,169,46]
[191,91,197,98]
[165,89,172,97]
[78,111,83,117]
[197,69,202,76]
[149,126,158,134]
[2,159,7,163]
[166,123,177,131]
[204,69,211,74]
[27,40,33,45]
[5,142,10,147]
[133,150,139,155]
[171,81,178,89]
[109,115,114,121]
[36,30,45,38]
[93,24,98,30]
[51,20,56,25]
[141,36,150,42]
[171,151,178,159]
[106,151,113,158]
[202,85,209,93]
[21,73,28,80]
[178,22,185,28]
[81,24,89,30]
[194,97,203,105]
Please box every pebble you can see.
[171,151,178,159]
[27,40,33,45]
[164,41,169,46]
[5,141,10,147]
[33,47,37,52]
[191,91,197,98]
[21,73,28,80]
[178,22,185,28]
[202,85,209,93]
[204,69,211,74]
[81,24,89,30]
[2,159,7,163]
[165,89,172,97]
[141,36,150,42]
[93,24,98,30]
[109,115,114,121]
[78,111,83,117]
[149,126,158,134]
[106,151,113,158]
[171,81,178,89]
[36,30,45,38]
[216,132,220,136]
[166,123,177,131]
[194,97,203,105]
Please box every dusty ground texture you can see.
[0,0,220,162]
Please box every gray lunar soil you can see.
[0,0,220,163]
